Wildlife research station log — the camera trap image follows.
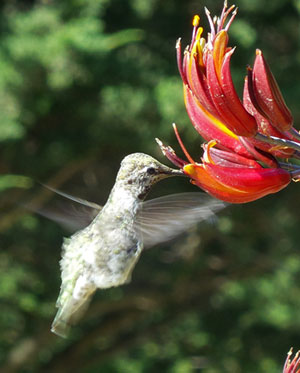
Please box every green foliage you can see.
[0,175,33,191]
[1,0,300,372]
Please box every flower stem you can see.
[293,151,300,160]
[255,132,300,152]
[289,127,300,142]
[239,136,277,168]
[278,162,300,171]
[290,170,300,179]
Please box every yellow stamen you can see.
[269,145,289,152]
[203,140,217,164]
[195,27,203,41]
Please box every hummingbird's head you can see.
[116,153,184,200]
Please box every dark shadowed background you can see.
[1,0,300,372]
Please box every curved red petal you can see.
[243,75,295,157]
[184,85,253,158]
[205,163,291,193]
[206,52,255,137]
[183,163,291,204]
[252,50,293,132]
[221,49,257,136]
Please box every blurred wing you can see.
[40,184,102,210]
[137,192,226,248]
[34,204,100,231]
[27,185,102,231]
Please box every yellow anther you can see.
[192,15,200,27]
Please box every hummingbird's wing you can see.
[40,184,102,210]
[34,205,100,231]
[137,192,226,248]
[28,185,102,231]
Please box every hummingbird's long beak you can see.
[160,166,186,177]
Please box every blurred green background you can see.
[1,0,300,372]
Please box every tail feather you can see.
[51,289,96,338]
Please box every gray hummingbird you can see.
[46,153,224,338]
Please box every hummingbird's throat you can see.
[137,186,151,201]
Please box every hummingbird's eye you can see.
[147,167,156,175]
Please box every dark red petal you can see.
[252,50,293,132]
[243,75,295,158]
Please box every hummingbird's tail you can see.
[51,288,96,338]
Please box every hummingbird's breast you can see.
[83,190,143,288]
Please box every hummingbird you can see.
[47,153,224,338]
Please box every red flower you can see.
[158,1,300,204]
